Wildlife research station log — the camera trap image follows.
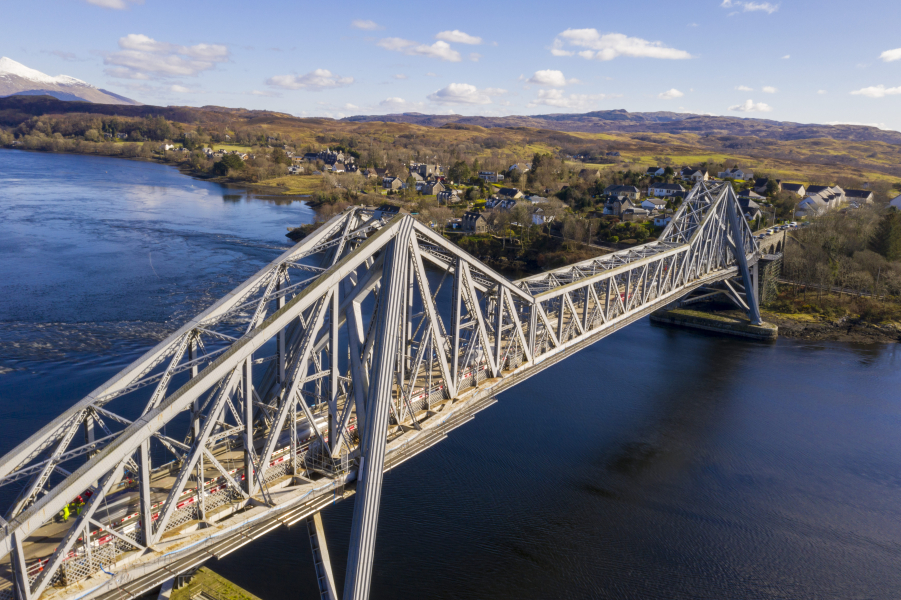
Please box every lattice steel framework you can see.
[0,182,759,600]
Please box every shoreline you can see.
[761,311,901,344]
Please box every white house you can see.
[641,198,668,211]
[645,166,665,177]
[654,212,674,227]
[648,183,685,197]
[162,144,175,151]
[478,171,504,183]
[781,183,806,197]
[532,207,554,225]
[718,167,753,181]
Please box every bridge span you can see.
[0,181,763,600]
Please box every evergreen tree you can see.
[870,212,901,261]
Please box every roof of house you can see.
[738,190,765,199]
[845,189,873,198]
[753,178,770,187]
[643,197,668,205]
[806,185,831,194]
[604,184,640,194]
[782,183,805,192]
[651,183,685,191]
[739,198,761,211]
[646,167,662,174]
[498,187,521,197]
[463,211,484,220]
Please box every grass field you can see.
[255,174,323,195]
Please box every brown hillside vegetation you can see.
[2,95,901,189]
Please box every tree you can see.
[212,153,245,176]
[448,160,470,183]
[870,211,901,261]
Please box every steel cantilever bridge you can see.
[0,181,762,600]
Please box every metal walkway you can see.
[0,182,761,600]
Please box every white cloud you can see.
[658,88,684,99]
[817,90,827,94]
[393,74,407,79]
[736,85,753,91]
[250,90,280,97]
[552,29,692,61]
[729,99,773,112]
[850,85,901,98]
[721,0,779,13]
[436,30,482,45]
[266,69,353,90]
[762,86,777,93]
[427,83,505,105]
[527,69,578,87]
[469,53,482,62]
[351,19,381,30]
[781,55,790,59]
[426,72,437,77]
[85,0,142,9]
[377,38,461,62]
[880,48,901,62]
[105,67,150,80]
[527,89,617,110]
[169,84,189,93]
[105,34,229,79]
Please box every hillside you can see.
[343,110,901,145]
[0,57,139,105]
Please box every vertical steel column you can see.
[344,222,411,600]
[451,257,462,389]
[307,512,338,600]
[189,338,200,443]
[138,441,153,546]
[12,531,31,600]
[329,287,339,452]
[243,357,254,495]
[725,195,762,324]
[277,276,287,385]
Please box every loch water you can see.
[1,149,900,599]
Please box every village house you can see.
[462,211,488,234]
[604,197,636,217]
[437,190,460,205]
[654,211,674,227]
[648,182,685,197]
[603,185,641,201]
[844,189,875,205]
[478,171,504,183]
[622,208,651,222]
[781,183,806,197]
[680,167,709,182]
[383,177,404,190]
[641,197,668,211]
[421,181,445,195]
[753,178,781,194]
[497,188,524,200]
[646,166,665,177]
[287,165,303,175]
[532,207,554,226]
[738,197,762,221]
[718,167,753,181]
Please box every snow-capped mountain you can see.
[0,57,139,105]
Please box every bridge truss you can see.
[0,182,760,600]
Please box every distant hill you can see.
[0,57,140,106]
[343,110,901,145]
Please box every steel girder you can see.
[0,183,758,600]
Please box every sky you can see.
[3,0,901,130]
